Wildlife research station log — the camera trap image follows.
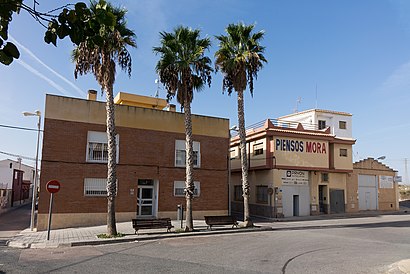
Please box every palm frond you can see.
[215,22,267,96]
[153,26,213,106]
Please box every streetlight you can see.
[23,110,41,231]
[377,156,386,161]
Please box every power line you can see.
[0,124,43,132]
[0,150,36,161]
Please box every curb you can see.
[69,226,272,247]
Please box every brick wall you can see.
[39,118,228,216]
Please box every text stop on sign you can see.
[46,180,61,194]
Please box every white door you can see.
[365,192,371,210]
[137,179,156,217]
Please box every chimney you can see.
[166,104,176,112]
[87,90,97,101]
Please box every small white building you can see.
[278,109,353,139]
[0,159,35,210]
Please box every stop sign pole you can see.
[46,180,60,241]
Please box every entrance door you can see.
[137,179,155,217]
[365,192,371,210]
[330,189,345,214]
[319,185,327,214]
[293,195,299,216]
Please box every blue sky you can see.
[0,0,409,183]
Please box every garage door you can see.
[358,175,378,210]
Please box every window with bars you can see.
[234,185,243,201]
[321,173,329,182]
[174,181,200,197]
[88,142,108,162]
[340,148,348,157]
[175,140,200,167]
[84,178,117,196]
[339,121,347,129]
[256,186,268,204]
[84,178,106,196]
[86,131,119,163]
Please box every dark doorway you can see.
[330,189,345,214]
[293,195,299,216]
[319,185,327,214]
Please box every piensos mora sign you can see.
[282,170,309,186]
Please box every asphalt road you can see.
[1,214,410,273]
[0,203,30,245]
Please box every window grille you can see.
[256,186,268,204]
[234,185,243,201]
[340,148,348,157]
[174,181,200,197]
[86,131,119,163]
[84,178,118,197]
[84,178,107,196]
[175,140,200,167]
[88,142,108,162]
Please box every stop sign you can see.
[46,180,61,194]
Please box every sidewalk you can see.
[7,210,410,249]
[7,219,272,249]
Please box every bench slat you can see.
[132,218,173,234]
[204,215,238,230]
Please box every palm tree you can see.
[153,26,212,231]
[215,23,267,227]
[72,0,136,236]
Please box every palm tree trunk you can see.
[237,89,253,227]
[106,84,118,236]
[184,99,194,232]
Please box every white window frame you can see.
[253,142,264,156]
[175,140,200,168]
[84,178,118,197]
[86,131,119,163]
[174,181,200,197]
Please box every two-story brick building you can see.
[37,92,229,230]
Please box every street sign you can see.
[46,180,60,194]
[46,180,60,240]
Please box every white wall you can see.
[281,185,310,217]
[0,160,35,189]
[316,113,352,138]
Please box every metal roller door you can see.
[358,175,378,210]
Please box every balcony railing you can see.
[231,119,320,137]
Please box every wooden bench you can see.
[204,215,239,230]
[132,218,174,234]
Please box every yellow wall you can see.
[273,137,329,169]
[332,143,353,170]
[114,92,168,110]
[249,139,267,168]
[349,159,398,211]
[45,95,229,138]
